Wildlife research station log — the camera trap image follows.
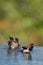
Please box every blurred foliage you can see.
[0,0,43,21]
[0,0,43,46]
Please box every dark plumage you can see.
[21,43,34,53]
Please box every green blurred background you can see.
[0,0,43,46]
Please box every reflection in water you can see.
[23,53,32,60]
[7,48,18,55]
[7,48,32,61]
[0,46,43,65]
[7,48,19,65]
[7,48,13,54]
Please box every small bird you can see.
[21,43,34,53]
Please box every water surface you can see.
[0,46,43,65]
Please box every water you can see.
[0,46,43,65]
